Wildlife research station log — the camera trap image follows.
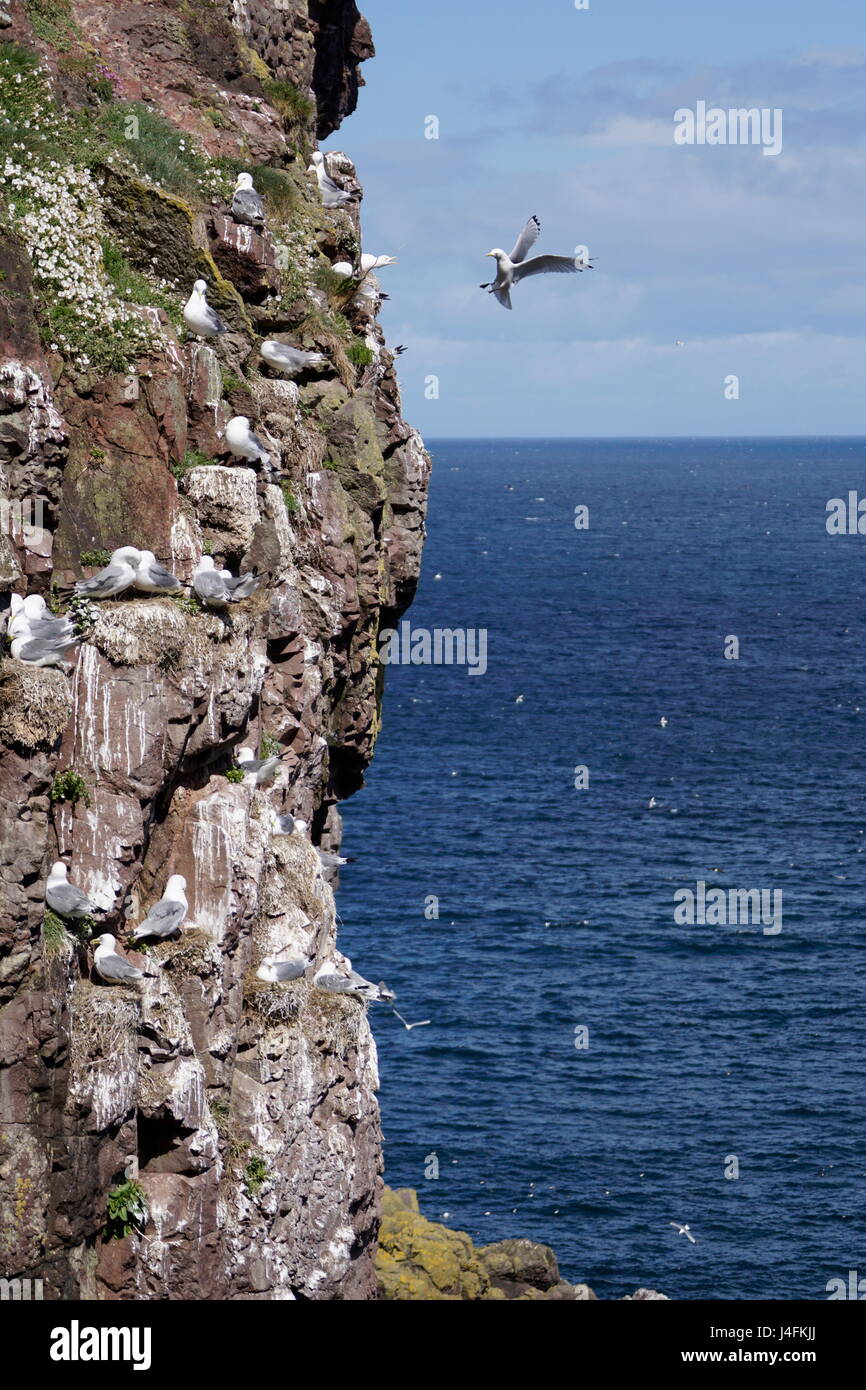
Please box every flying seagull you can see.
[133,551,183,595]
[391,1008,432,1031]
[225,415,271,469]
[92,933,156,985]
[669,1222,697,1244]
[45,861,96,921]
[481,215,587,310]
[260,339,327,377]
[130,874,188,942]
[183,280,227,338]
[309,151,355,209]
[74,546,142,600]
[231,172,265,229]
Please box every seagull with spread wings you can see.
[481,215,592,310]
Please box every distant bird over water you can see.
[481,216,591,310]
[669,1222,697,1244]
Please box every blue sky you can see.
[323,0,866,436]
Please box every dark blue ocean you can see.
[340,438,866,1301]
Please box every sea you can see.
[339,437,866,1301]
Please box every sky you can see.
[323,0,866,437]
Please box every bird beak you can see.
[486,252,494,258]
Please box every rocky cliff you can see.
[0,0,429,1300]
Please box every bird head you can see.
[196,555,216,573]
[193,279,207,295]
[235,172,254,190]
[112,546,143,564]
[48,860,67,882]
[487,249,505,261]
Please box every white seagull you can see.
[231,172,265,228]
[309,150,355,209]
[669,1222,697,1244]
[260,339,327,376]
[481,215,587,311]
[236,745,287,786]
[92,934,156,985]
[256,955,310,984]
[134,551,183,595]
[131,875,188,941]
[313,959,395,1004]
[225,415,271,469]
[183,280,228,338]
[74,546,142,600]
[45,861,96,921]
[360,253,396,273]
[11,626,80,668]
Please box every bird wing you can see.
[512,255,579,283]
[274,960,306,981]
[100,953,143,982]
[147,561,181,588]
[204,304,227,333]
[232,189,264,223]
[142,899,184,929]
[17,635,77,661]
[509,215,541,264]
[194,571,230,603]
[48,883,92,914]
[493,287,512,310]
[75,561,130,596]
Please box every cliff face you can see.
[0,0,429,1299]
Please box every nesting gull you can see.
[93,933,156,985]
[270,812,308,837]
[8,594,73,640]
[231,172,265,229]
[45,861,96,921]
[134,551,183,595]
[313,959,395,1004]
[481,216,585,310]
[11,628,80,668]
[193,556,259,608]
[225,415,271,469]
[183,280,227,338]
[260,339,327,376]
[256,955,310,984]
[130,874,188,941]
[74,546,142,600]
[236,746,287,786]
[309,150,355,209]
